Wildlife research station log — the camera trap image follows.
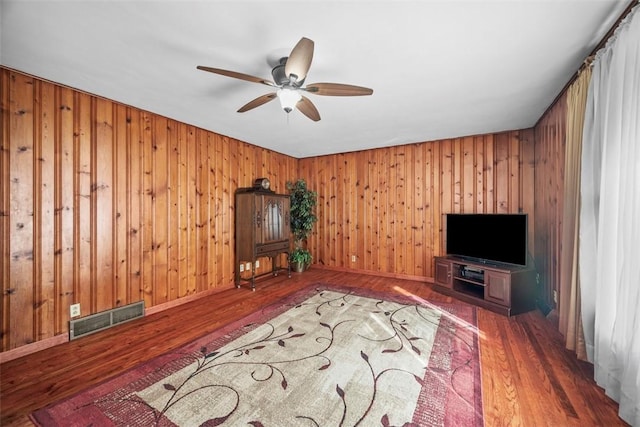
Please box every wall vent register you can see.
[69,301,145,340]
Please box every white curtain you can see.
[579,4,640,426]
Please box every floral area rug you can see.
[31,283,483,426]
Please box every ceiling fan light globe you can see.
[277,88,301,113]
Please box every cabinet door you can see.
[485,271,511,306]
[235,193,256,261]
[434,259,452,288]
[258,195,290,244]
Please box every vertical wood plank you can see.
[330,156,338,267]
[195,129,208,292]
[485,134,496,212]
[410,144,423,276]
[475,135,486,213]
[141,112,154,306]
[346,152,357,268]
[394,146,406,274]
[494,132,509,212]
[369,152,379,271]
[0,70,10,350]
[127,107,143,304]
[427,141,439,263]
[186,125,197,296]
[93,98,114,313]
[386,147,397,273]
[176,122,188,297]
[424,141,436,273]
[208,133,218,285]
[152,116,169,304]
[167,119,180,300]
[114,105,129,307]
[220,135,232,286]
[375,149,387,272]
[355,151,367,269]
[36,79,56,340]
[205,133,214,288]
[462,136,475,213]
[440,139,453,214]
[452,138,462,212]
[58,87,75,332]
[319,156,329,266]
[510,132,520,213]
[212,134,222,280]
[8,72,36,348]
[314,156,325,265]
[316,156,328,265]
[336,154,345,267]
[75,93,92,320]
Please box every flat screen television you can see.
[445,213,528,267]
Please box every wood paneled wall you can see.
[1,68,298,352]
[1,67,540,354]
[533,92,568,313]
[298,130,536,278]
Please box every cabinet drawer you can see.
[256,240,289,255]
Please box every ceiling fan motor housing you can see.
[272,57,305,87]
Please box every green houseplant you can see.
[286,179,317,272]
[289,248,313,273]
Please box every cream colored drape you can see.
[558,64,591,360]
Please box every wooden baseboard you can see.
[0,334,69,364]
[312,264,433,284]
[144,284,234,316]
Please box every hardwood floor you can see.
[0,269,626,426]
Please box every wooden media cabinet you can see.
[433,256,537,316]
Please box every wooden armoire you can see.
[235,183,291,290]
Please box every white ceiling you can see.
[0,0,631,158]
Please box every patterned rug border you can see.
[31,282,483,426]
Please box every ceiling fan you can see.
[197,37,373,122]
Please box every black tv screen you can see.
[445,213,528,266]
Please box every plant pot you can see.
[291,261,309,273]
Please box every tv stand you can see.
[433,256,536,316]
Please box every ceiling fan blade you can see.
[296,96,321,122]
[237,93,277,113]
[305,82,373,96]
[196,66,276,87]
[285,37,314,83]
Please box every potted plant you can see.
[286,179,317,272]
[290,247,313,273]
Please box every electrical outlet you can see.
[246,262,251,271]
[351,255,356,262]
[553,290,558,304]
[239,263,244,272]
[255,260,260,269]
[70,303,81,318]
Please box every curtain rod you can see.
[535,0,639,126]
